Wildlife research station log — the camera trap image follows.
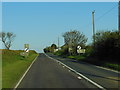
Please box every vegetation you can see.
[65,55,120,71]
[46,30,120,71]
[44,44,57,53]
[0,32,16,50]
[93,31,120,63]
[62,30,87,55]
[66,55,85,60]
[2,49,38,88]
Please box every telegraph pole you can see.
[92,10,95,46]
[118,0,120,32]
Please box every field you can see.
[2,49,38,88]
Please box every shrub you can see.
[93,31,120,63]
[84,45,94,57]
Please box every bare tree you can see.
[0,32,16,50]
[63,30,87,46]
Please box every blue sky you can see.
[2,2,118,53]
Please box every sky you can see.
[1,2,118,53]
[1,0,118,2]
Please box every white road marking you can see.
[95,66,120,74]
[44,53,106,90]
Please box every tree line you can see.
[44,30,120,63]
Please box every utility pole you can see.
[118,0,120,32]
[92,10,95,46]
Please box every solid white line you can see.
[68,58,120,74]
[13,54,39,89]
[44,53,106,90]
[95,66,120,74]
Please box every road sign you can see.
[24,44,29,49]
[77,46,81,49]
[24,44,29,52]
[77,49,85,54]
[26,49,29,52]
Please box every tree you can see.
[51,44,57,49]
[43,44,57,53]
[0,32,16,50]
[43,46,51,53]
[93,30,120,62]
[62,30,87,55]
[50,44,57,53]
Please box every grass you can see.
[66,55,85,60]
[67,55,120,71]
[104,63,120,71]
[2,49,38,88]
[55,52,120,71]
[79,57,120,71]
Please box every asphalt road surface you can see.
[18,53,97,88]
[47,54,120,89]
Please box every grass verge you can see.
[60,54,120,71]
[2,49,38,88]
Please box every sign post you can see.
[77,45,81,55]
[20,44,29,58]
[24,44,29,49]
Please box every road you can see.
[17,53,97,88]
[47,53,120,89]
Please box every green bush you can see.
[104,63,120,71]
[54,44,69,56]
[93,31,120,63]
[54,50,63,56]
[84,45,94,57]
[67,55,75,59]
[54,48,68,57]
[75,55,85,60]
[66,55,85,61]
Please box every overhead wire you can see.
[80,4,118,30]
[95,4,118,22]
